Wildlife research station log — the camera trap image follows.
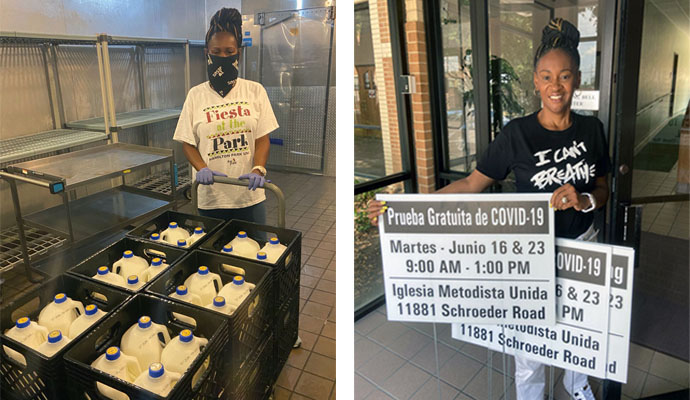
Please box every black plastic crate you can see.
[198,219,301,307]
[126,210,224,250]
[222,334,274,400]
[273,295,299,382]
[68,237,187,294]
[144,249,273,385]
[0,274,130,400]
[63,293,229,400]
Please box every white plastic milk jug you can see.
[160,222,189,245]
[3,317,48,366]
[69,304,106,338]
[187,227,206,246]
[160,329,208,374]
[145,258,167,281]
[226,231,260,258]
[169,285,202,326]
[38,293,85,334]
[94,266,127,287]
[133,362,180,397]
[112,250,149,282]
[259,237,287,264]
[91,346,141,400]
[218,276,255,310]
[183,266,222,306]
[125,275,145,291]
[36,330,71,357]
[121,316,171,369]
[205,296,235,315]
[150,233,161,242]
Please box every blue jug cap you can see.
[97,266,109,275]
[16,317,30,329]
[54,293,67,304]
[179,329,193,343]
[47,330,62,343]
[269,237,279,244]
[149,362,164,378]
[177,239,187,247]
[194,227,204,234]
[85,304,98,315]
[151,258,162,266]
[213,296,225,307]
[198,266,209,275]
[150,233,160,240]
[233,276,245,285]
[105,346,121,361]
[176,285,188,295]
[127,275,139,285]
[222,245,233,253]
[257,252,267,260]
[169,222,178,229]
[138,316,152,329]
[123,250,133,259]
[237,231,248,238]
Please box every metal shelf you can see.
[0,31,96,45]
[131,168,191,196]
[0,226,67,273]
[65,108,182,132]
[0,129,108,167]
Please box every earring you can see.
[534,89,539,96]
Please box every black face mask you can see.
[206,53,240,97]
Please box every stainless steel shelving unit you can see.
[0,129,108,168]
[0,143,176,281]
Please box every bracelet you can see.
[581,192,596,213]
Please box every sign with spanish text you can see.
[376,193,556,325]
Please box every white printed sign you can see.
[451,240,635,382]
[377,193,556,325]
[571,90,600,111]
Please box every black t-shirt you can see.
[476,111,611,238]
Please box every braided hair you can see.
[205,8,242,48]
[533,18,580,69]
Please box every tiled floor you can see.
[633,162,689,239]
[355,304,690,400]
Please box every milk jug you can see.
[94,266,127,287]
[125,275,145,291]
[112,250,149,282]
[226,231,260,258]
[38,293,85,334]
[121,316,170,369]
[145,258,167,281]
[177,239,188,248]
[3,317,48,366]
[205,296,235,315]
[36,330,71,357]
[187,227,206,246]
[150,233,161,242]
[169,286,202,326]
[160,222,189,245]
[69,304,107,338]
[259,237,287,263]
[160,329,208,374]
[183,266,222,306]
[133,363,180,397]
[91,346,141,400]
[221,244,234,254]
[218,276,255,310]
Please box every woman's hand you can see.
[550,183,590,211]
[367,200,387,226]
[239,172,270,191]
[197,167,227,185]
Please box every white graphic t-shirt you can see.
[173,78,278,209]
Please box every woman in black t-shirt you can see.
[369,18,609,400]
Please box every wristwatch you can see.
[252,165,267,176]
[581,192,596,213]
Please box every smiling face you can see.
[533,48,581,115]
[205,31,239,58]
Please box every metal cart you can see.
[0,143,177,282]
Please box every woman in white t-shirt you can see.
[174,8,278,224]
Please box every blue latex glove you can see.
[196,167,227,185]
[238,172,270,191]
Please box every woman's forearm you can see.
[253,135,270,170]
[183,143,207,171]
